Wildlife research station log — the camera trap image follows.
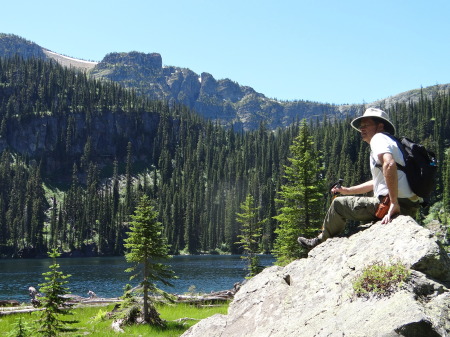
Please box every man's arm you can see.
[332,180,374,195]
[379,152,400,223]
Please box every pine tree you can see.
[124,195,176,326]
[273,120,326,265]
[443,148,450,225]
[49,196,58,249]
[37,249,77,336]
[7,317,32,337]
[125,142,133,214]
[235,194,264,278]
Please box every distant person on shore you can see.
[298,108,421,249]
[28,286,41,306]
[88,290,97,298]
[28,286,38,299]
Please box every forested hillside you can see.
[0,56,449,258]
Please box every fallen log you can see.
[0,300,20,307]
[0,307,42,316]
[176,293,233,305]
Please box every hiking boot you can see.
[297,236,320,249]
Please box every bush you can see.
[353,261,411,298]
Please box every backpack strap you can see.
[374,132,406,172]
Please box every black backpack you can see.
[377,133,438,198]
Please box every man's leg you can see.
[299,196,378,249]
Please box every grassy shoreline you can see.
[0,301,228,336]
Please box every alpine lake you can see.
[0,254,275,303]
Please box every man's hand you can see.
[381,202,400,224]
[331,185,345,195]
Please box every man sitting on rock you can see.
[298,108,421,250]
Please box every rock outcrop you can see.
[89,52,351,130]
[182,216,450,337]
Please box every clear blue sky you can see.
[2,0,450,104]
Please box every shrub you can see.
[353,261,411,298]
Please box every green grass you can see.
[0,302,228,336]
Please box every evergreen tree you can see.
[443,148,450,225]
[49,196,58,249]
[125,142,133,214]
[273,120,326,265]
[7,317,32,337]
[37,249,77,336]
[124,195,176,326]
[235,194,264,278]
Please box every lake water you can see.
[0,255,275,303]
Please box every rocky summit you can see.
[182,216,450,337]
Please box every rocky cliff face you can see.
[0,111,160,176]
[88,51,353,130]
[182,216,450,337]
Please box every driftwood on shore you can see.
[176,289,235,304]
[0,306,43,315]
[0,296,122,316]
[0,286,237,316]
[0,300,20,307]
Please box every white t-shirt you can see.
[369,133,414,198]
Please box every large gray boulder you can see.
[182,216,450,337]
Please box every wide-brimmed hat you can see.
[350,108,396,135]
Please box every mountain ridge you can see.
[1,33,449,130]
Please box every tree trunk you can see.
[143,262,149,323]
